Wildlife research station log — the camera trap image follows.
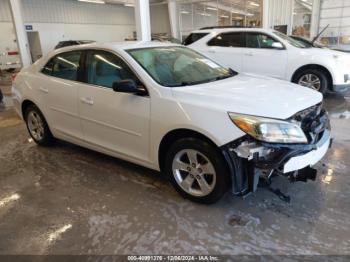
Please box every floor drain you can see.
[228,214,247,226]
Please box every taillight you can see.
[8,51,19,56]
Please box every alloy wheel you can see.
[27,111,45,141]
[172,149,216,197]
[298,74,321,91]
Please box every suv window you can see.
[207,32,244,47]
[50,51,82,81]
[86,50,139,88]
[182,33,209,46]
[246,33,281,49]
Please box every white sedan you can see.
[185,28,350,94]
[12,42,331,204]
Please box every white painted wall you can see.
[0,0,136,56]
[26,23,136,54]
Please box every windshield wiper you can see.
[171,69,239,87]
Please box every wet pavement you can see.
[0,89,350,255]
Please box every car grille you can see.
[291,102,329,144]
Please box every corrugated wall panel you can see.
[21,0,135,25]
[0,0,12,22]
[268,0,293,27]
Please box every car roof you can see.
[190,27,275,34]
[53,41,181,53]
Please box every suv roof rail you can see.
[199,26,256,30]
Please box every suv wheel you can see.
[294,69,328,94]
[165,138,230,204]
[25,104,55,146]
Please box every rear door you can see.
[200,32,244,72]
[242,32,288,79]
[41,50,84,140]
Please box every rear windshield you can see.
[182,33,209,46]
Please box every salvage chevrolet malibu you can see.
[12,42,331,204]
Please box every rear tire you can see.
[24,104,55,146]
[165,138,230,204]
[293,68,329,94]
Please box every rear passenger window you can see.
[86,51,139,88]
[182,33,209,46]
[51,51,82,81]
[42,58,54,76]
[207,33,243,47]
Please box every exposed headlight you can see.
[228,113,308,144]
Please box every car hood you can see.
[303,46,350,59]
[171,74,323,120]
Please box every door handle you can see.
[39,87,49,93]
[80,97,94,105]
[244,52,253,56]
[208,50,216,54]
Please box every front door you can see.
[242,32,288,80]
[79,50,151,163]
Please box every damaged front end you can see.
[222,103,332,197]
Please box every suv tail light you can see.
[8,51,19,56]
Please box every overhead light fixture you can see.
[206,7,218,11]
[250,2,260,7]
[78,0,105,4]
[197,12,211,17]
[220,15,229,18]
[181,10,190,14]
[124,3,134,7]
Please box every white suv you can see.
[13,42,330,204]
[184,27,350,94]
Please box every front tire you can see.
[293,68,329,94]
[24,104,55,146]
[165,138,230,204]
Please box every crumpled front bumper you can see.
[221,128,332,196]
[283,130,330,173]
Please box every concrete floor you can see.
[0,85,350,255]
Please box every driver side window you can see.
[246,33,282,49]
[86,50,139,89]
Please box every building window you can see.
[292,0,313,38]
[178,0,263,40]
[319,0,350,51]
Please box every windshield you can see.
[127,46,234,87]
[273,31,309,48]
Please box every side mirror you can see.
[272,42,284,50]
[112,79,147,96]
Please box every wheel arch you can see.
[158,128,221,172]
[291,64,333,90]
[21,99,37,119]
[21,100,50,127]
